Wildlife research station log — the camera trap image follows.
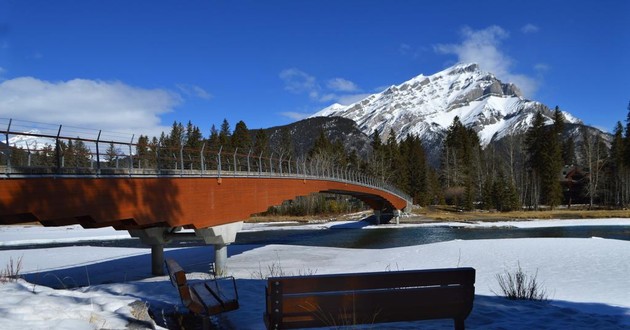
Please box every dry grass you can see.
[247,206,630,225]
[492,263,548,301]
[407,206,630,223]
[1,256,23,283]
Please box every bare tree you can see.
[581,127,607,208]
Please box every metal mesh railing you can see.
[0,118,412,204]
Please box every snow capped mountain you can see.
[7,130,55,150]
[312,63,580,147]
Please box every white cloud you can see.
[399,43,412,55]
[0,77,179,138]
[279,68,367,106]
[279,111,311,121]
[434,25,538,97]
[337,93,371,105]
[521,24,540,34]
[327,78,359,92]
[177,84,213,100]
[279,68,320,99]
[534,63,550,73]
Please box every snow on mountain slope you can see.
[7,129,55,150]
[312,63,579,146]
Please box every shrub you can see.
[1,256,23,283]
[492,263,548,301]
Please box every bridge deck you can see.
[0,172,409,230]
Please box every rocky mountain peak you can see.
[312,63,576,150]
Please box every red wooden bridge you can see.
[0,119,412,274]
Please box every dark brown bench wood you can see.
[165,258,239,317]
[265,267,475,329]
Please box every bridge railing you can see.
[0,118,412,204]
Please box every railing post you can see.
[288,156,292,175]
[129,135,134,175]
[233,148,238,175]
[155,142,160,172]
[279,152,283,176]
[269,152,273,175]
[55,125,62,173]
[247,149,252,175]
[5,119,12,174]
[258,152,263,176]
[217,146,223,178]
[179,145,184,176]
[200,143,206,175]
[96,130,102,174]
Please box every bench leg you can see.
[454,318,465,330]
[201,315,210,330]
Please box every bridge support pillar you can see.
[394,209,401,225]
[151,244,165,276]
[130,221,243,276]
[194,221,243,276]
[374,210,381,225]
[214,243,228,276]
[129,227,172,276]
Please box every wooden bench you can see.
[265,267,475,330]
[164,258,239,319]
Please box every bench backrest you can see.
[164,258,206,314]
[266,267,475,329]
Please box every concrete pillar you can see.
[129,227,171,276]
[151,244,165,276]
[214,243,228,276]
[195,222,243,276]
[394,209,401,225]
[374,210,381,225]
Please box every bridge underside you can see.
[0,177,408,230]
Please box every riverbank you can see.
[1,218,629,329]
[247,207,630,224]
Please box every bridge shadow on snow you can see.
[20,247,630,328]
[23,244,262,289]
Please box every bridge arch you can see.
[0,175,409,230]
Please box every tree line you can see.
[6,101,630,213]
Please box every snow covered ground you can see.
[1,219,629,329]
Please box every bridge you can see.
[0,119,412,275]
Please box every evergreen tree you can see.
[136,135,150,168]
[231,120,251,151]
[72,139,91,168]
[219,119,231,149]
[525,108,564,209]
[440,116,482,209]
[543,107,564,208]
[105,142,119,167]
[562,136,576,165]
[609,122,625,206]
[208,125,220,151]
[401,135,428,205]
[370,129,382,152]
[253,129,269,157]
[525,111,546,209]
[184,121,203,170]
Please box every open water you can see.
[3,222,630,250]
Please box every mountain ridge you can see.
[312,63,581,147]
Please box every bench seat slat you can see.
[164,258,239,317]
[268,267,475,294]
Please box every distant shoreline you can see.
[247,207,630,224]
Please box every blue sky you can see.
[1,0,628,138]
